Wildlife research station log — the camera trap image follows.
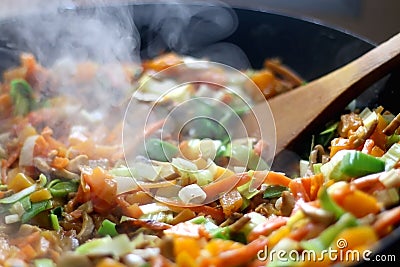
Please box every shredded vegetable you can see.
[0,52,400,267]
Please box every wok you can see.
[0,2,399,266]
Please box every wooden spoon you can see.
[245,32,400,156]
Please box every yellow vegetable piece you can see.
[95,258,126,267]
[176,251,197,267]
[220,189,243,216]
[267,225,291,249]
[299,251,332,267]
[331,225,378,265]
[8,173,34,192]
[340,189,380,218]
[30,188,52,203]
[204,239,244,257]
[214,166,234,180]
[174,237,201,259]
[332,225,378,251]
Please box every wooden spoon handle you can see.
[266,32,400,155]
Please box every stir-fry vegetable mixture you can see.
[0,52,399,267]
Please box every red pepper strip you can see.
[201,237,269,267]
[247,216,288,242]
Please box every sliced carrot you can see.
[124,203,144,219]
[19,244,38,261]
[0,93,12,116]
[309,174,324,201]
[33,135,50,157]
[361,139,375,154]
[84,167,117,213]
[142,52,183,72]
[289,178,310,201]
[262,171,292,187]
[11,231,40,247]
[51,156,69,169]
[373,206,400,237]
[370,145,385,157]
[350,173,384,191]
[201,237,268,267]
[202,173,246,201]
[247,216,288,242]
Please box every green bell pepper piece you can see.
[331,150,384,181]
[98,219,119,237]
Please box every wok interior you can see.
[0,2,399,263]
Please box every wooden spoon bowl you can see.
[244,32,400,157]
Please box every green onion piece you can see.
[319,187,345,220]
[223,143,269,171]
[189,215,218,231]
[50,213,60,231]
[76,234,134,257]
[330,150,385,181]
[210,226,230,240]
[21,200,52,223]
[386,134,400,147]
[262,185,287,199]
[109,166,134,177]
[237,179,260,199]
[33,258,56,267]
[49,181,79,197]
[240,197,251,211]
[313,163,322,175]
[10,79,34,116]
[381,143,400,171]
[145,139,178,162]
[98,219,118,237]
[46,179,61,188]
[51,206,63,217]
[300,213,358,252]
[190,216,207,224]
[315,122,338,147]
[19,195,32,211]
[38,174,48,187]
[0,184,36,204]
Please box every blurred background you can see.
[0,0,398,44]
[222,0,399,44]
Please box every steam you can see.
[7,0,252,140]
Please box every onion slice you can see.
[19,135,39,167]
[178,184,207,204]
